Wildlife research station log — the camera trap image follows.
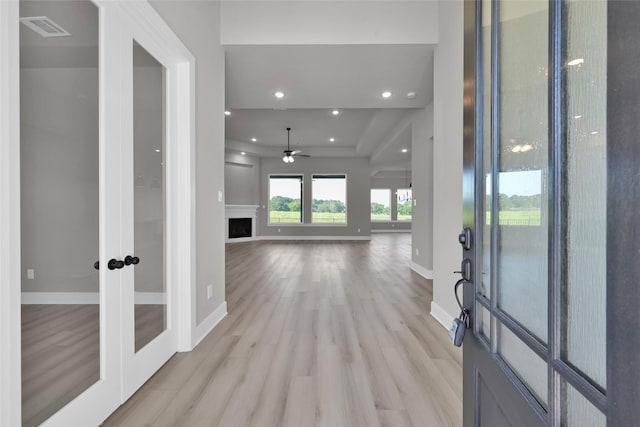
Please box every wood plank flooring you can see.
[21,304,165,427]
[103,233,462,427]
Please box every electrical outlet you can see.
[218,190,223,202]
[416,248,420,256]
[413,199,417,207]
[278,228,281,232]
[207,285,213,299]
[357,228,361,233]
[27,269,35,280]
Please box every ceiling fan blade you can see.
[291,150,303,155]
[294,154,311,158]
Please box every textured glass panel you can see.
[478,303,490,342]
[20,1,100,425]
[479,0,491,299]
[561,380,605,427]
[371,189,391,221]
[133,41,167,352]
[496,1,549,341]
[562,0,607,389]
[498,324,548,406]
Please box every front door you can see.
[462,1,639,426]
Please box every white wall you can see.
[258,157,371,238]
[431,0,464,326]
[221,1,438,45]
[411,105,434,276]
[150,1,226,325]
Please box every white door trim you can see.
[0,1,22,425]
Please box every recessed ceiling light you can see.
[401,148,408,153]
[251,138,257,142]
[274,91,285,98]
[332,109,340,116]
[241,152,246,155]
[329,138,335,142]
[155,149,160,153]
[574,115,583,119]
[381,91,392,98]
[406,92,416,99]
[224,110,231,116]
[591,130,599,135]
[567,58,584,66]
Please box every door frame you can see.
[0,1,196,425]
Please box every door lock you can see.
[458,227,472,251]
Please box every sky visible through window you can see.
[371,189,391,206]
[487,170,542,196]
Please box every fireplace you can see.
[229,218,252,239]
[225,205,259,242]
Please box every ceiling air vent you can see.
[20,16,71,38]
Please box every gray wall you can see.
[411,105,434,273]
[20,67,99,293]
[370,175,412,231]
[151,1,226,324]
[225,151,259,205]
[258,157,371,237]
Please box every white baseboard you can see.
[259,235,371,241]
[410,261,433,279]
[430,300,455,330]
[371,229,411,233]
[191,301,227,348]
[21,291,166,305]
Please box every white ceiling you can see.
[224,44,435,173]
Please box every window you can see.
[397,188,412,221]
[371,189,391,221]
[269,175,303,224]
[311,174,346,224]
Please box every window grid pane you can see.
[371,189,391,221]
[312,175,346,224]
[269,175,303,224]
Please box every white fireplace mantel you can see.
[225,205,259,242]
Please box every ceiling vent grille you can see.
[20,16,71,38]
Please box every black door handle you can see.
[108,258,125,270]
[124,255,140,266]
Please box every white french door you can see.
[1,1,194,426]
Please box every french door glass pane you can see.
[20,1,100,425]
[561,380,605,427]
[133,41,167,352]
[561,0,607,389]
[498,324,548,406]
[496,0,549,341]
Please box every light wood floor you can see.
[22,304,165,427]
[103,233,462,427]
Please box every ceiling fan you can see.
[282,127,310,163]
